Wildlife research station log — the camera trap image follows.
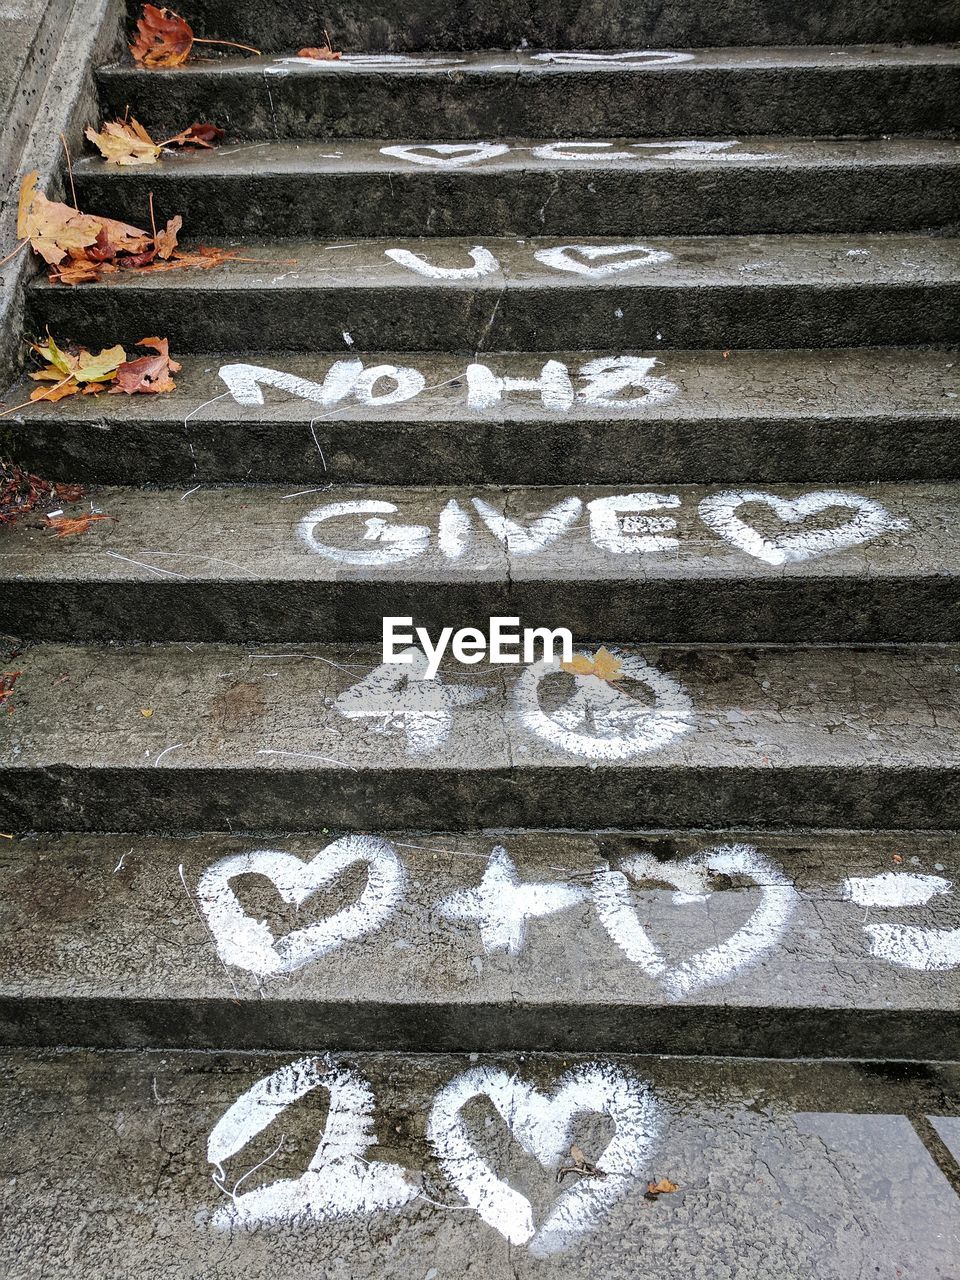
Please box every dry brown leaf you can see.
[16,171,101,265]
[0,670,22,713]
[645,1178,679,1198]
[130,4,193,67]
[85,118,161,166]
[162,122,225,149]
[561,646,624,682]
[130,3,261,66]
[110,336,181,394]
[44,512,113,538]
[154,214,183,259]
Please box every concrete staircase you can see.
[1,2,959,1274]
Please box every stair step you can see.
[94,46,960,140]
[2,482,957,643]
[26,235,960,352]
[3,828,958,1056]
[161,0,960,51]
[2,641,957,832]
[2,1047,958,1274]
[71,138,960,237]
[6,348,958,486]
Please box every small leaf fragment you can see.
[561,646,624,682]
[645,1178,679,1199]
[44,512,113,538]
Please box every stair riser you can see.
[5,766,956,831]
[0,997,951,1058]
[28,284,960,352]
[72,165,960,237]
[8,415,960,486]
[95,64,960,140]
[162,0,960,50]
[6,581,960,643]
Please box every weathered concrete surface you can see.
[71,137,960,237]
[26,234,960,352]
[95,46,960,140]
[170,0,960,50]
[0,829,957,1057]
[1,1049,958,1278]
[0,0,121,389]
[1,482,958,642]
[1,642,958,831]
[5,348,958,486]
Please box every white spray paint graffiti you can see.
[588,492,681,553]
[299,500,430,565]
[437,845,587,954]
[533,243,674,277]
[333,647,490,754]
[513,651,692,761]
[219,355,678,412]
[196,837,406,977]
[208,1057,418,1228]
[592,844,798,997]
[842,871,960,971]
[530,50,695,69]
[269,53,464,71]
[426,1063,660,1254]
[219,359,425,408]
[379,142,510,167]
[697,489,909,565]
[385,245,501,279]
[471,494,583,555]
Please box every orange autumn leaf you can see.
[561,646,624,682]
[130,4,193,66]
[298,44,342,60]
[44,512,113,538]
[154,214,182,259]
[85,118,161,165]
[646,1178,679,1198]
[110,336,181,394]
[16,171,101,265]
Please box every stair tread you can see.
[98,43,960,77]
[1,482,955,583]
[28,232,960,292]
[72,135,960,177]
[1,828,958,1058]
[2,1048,958,1276]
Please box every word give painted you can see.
[298,489,908,568]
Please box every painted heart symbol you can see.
[209,1056,418,1228]
[379,142,510,168]
[427,1063,659,1256]
[697,489,909,566]
[533,242,673,276]
[196,836,406,976]
[592,844,798,997]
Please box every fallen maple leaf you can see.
[85,118,161,165]
[15,170,101,265]
[153,214,182,259]
[110,336,181,394]
[161,122,225,149]
[561,646,624,682]
[645,1178,679,1199]
[130,4,261,67]
[29,334,126,401]
[298,44,342,60]
[44,512,113,538]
